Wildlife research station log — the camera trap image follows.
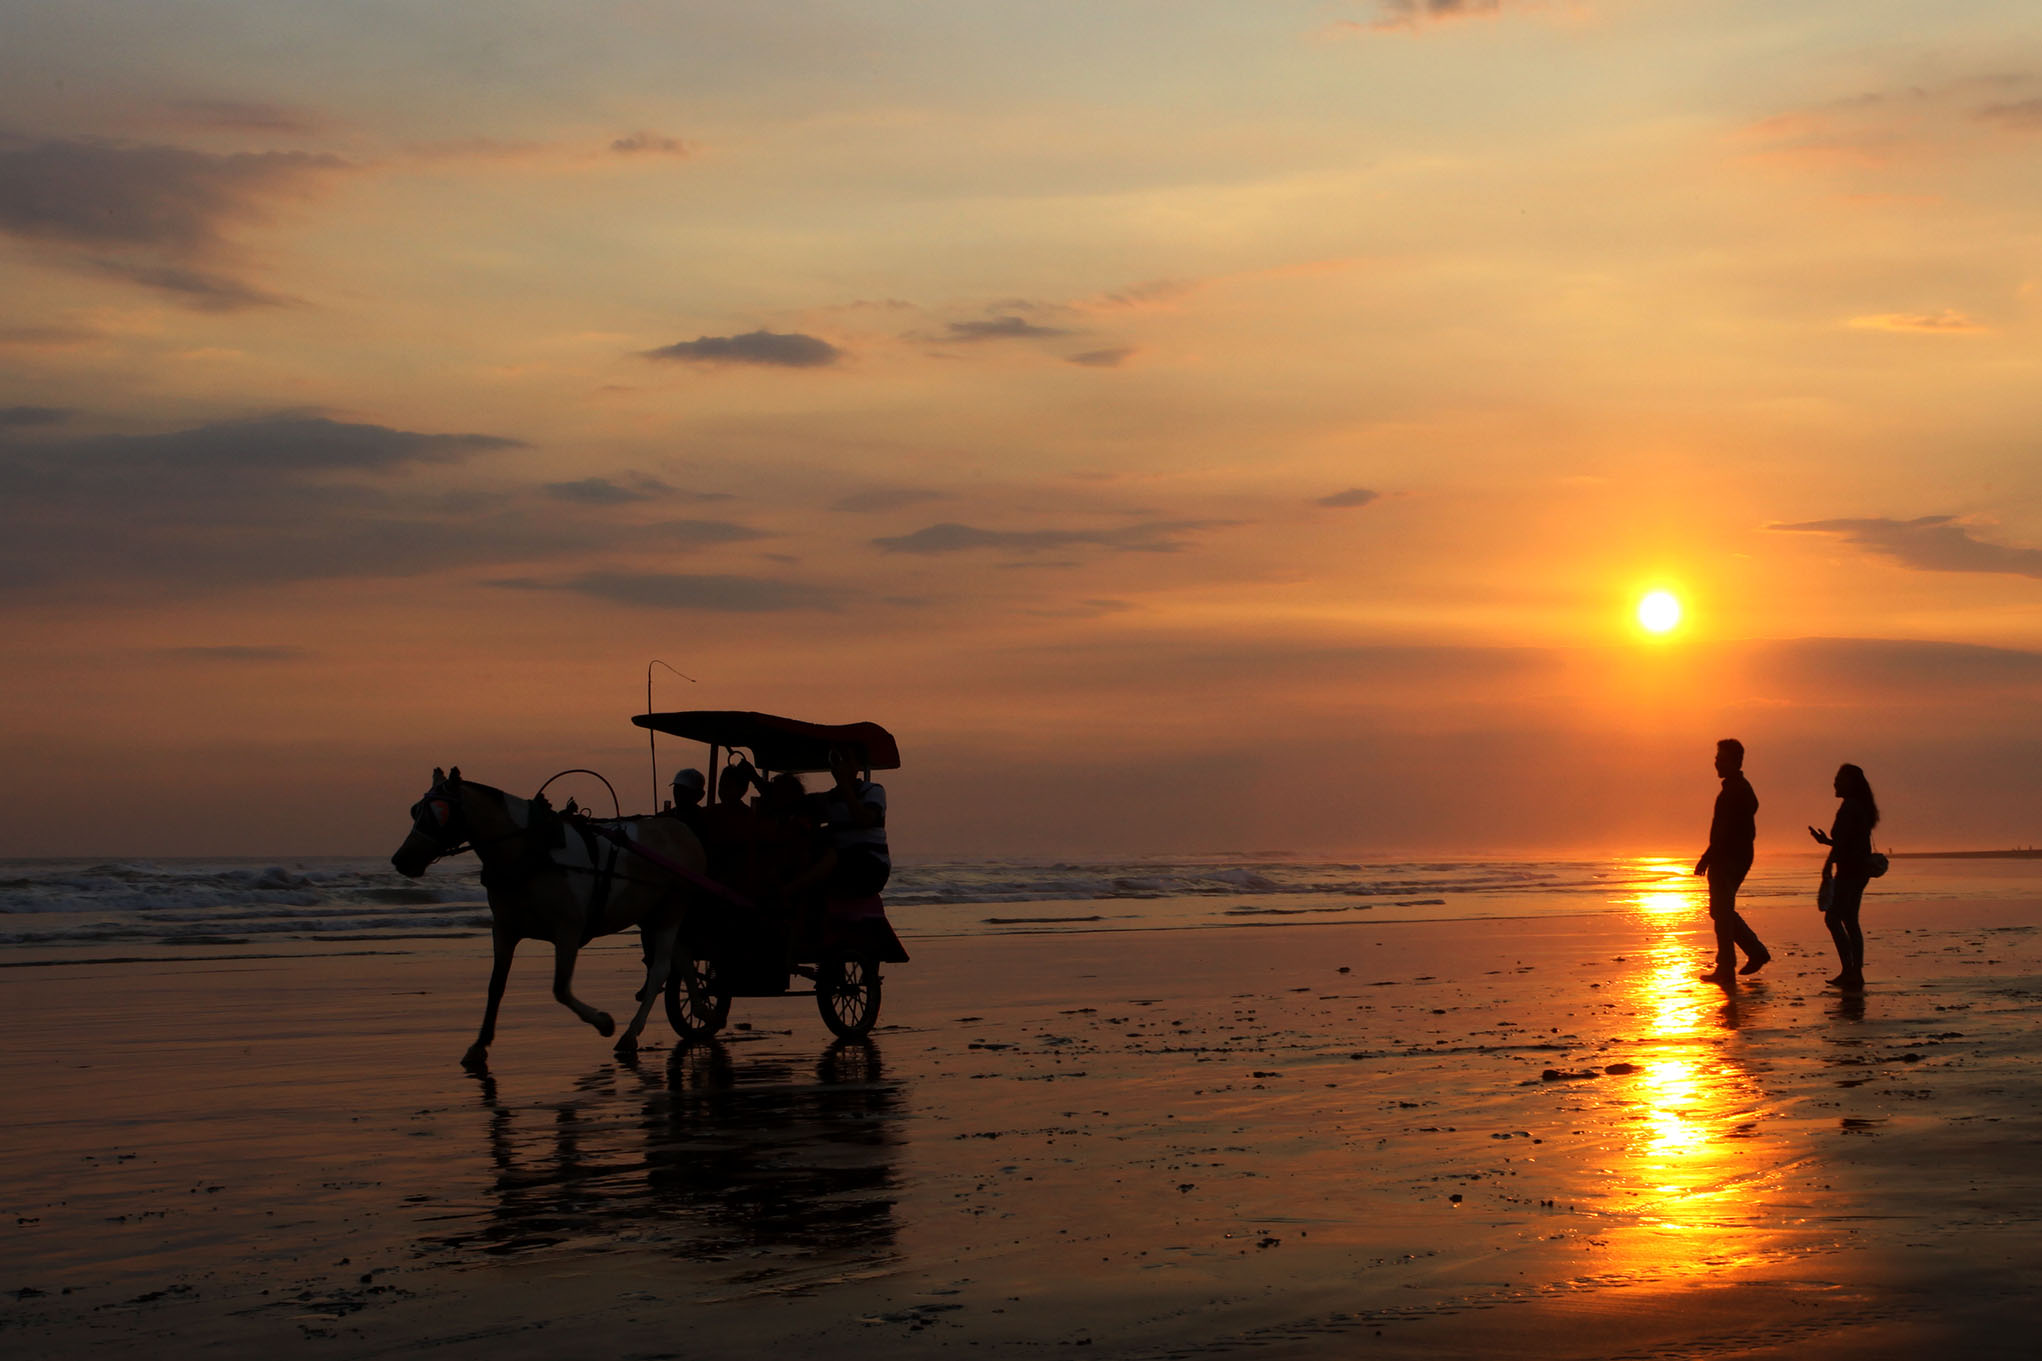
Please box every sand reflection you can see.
[1596,873,1776,1277]
[422,1041,904,1287]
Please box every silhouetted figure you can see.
[699,763,764,890]
[808,744,892,901]
[667,767,706,824]
[1808,763,1878,990]
[1693,738,1770,983]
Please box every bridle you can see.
[404,781,519,867]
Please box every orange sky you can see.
[3,1,2040,856]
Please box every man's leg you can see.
[1705,858,1762,978]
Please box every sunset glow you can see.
[3,2,2041,857]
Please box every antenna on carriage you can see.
[646,659,697,813]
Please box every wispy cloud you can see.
[492,571,845,612]
[543,473,675,504]
[873,520,1241,555]
[942,315,1070,342]
[1367,0,1507,30]
[1773,516,2042,579]
[644,329,842,367]
[1846,310,1985,333]
[0,137,344,308]
[154,644,309,663]
[1317,487,1379,508]
[0,405,73,429]
[162,100,324,136]
[1067,347,1134,368]
[831,487,946,513]
[0,415,746,595]
[1977,97,2042,131]
[611,131,688,155]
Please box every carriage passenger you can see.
[698,764,762,888]
[665,768,706,826]
[810,744,890,900]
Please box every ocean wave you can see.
[0,852,1985,951]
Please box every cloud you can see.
[1369,0,1506,28]
[1772,516,2042,579]
[873,519,1241,555]
[163,100,323,136]
[1744,637,2042,695]
[643,329,841,367]
[492,571,845,613]
[0,414,574,593]
[1025,598,1137,619]
[611,131,688,155]
[154,644,308,663]
[1067,347,1134,368]
[0,405,72,428]
[0,415,519,481]
[1317,487,1380,508]
[1846,310,1985,333]
[644,519,771,547]
[86,258,294,310]
[830,487,946,513]
[0,137,344,306]
[542,473,675,504]
[1977,98,2042,131]
[942,316,1070,342]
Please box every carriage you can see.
[634,709,909,1042]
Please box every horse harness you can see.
[413,783,692,946]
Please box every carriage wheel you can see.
[817,954,882,1039]
[665,957,731,1038]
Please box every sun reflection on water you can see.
[1591,867,1777,1277]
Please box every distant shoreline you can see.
[1890,848,2042,860]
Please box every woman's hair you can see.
[1837,763,1880,827]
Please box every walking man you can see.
[1693,738,1771,984]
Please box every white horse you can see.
[389,767,704,1069]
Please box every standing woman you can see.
[1808,763,1879,989]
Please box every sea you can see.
[2,852,2035,954]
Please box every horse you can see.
[389,767,705,1069]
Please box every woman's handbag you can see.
[1868,834,1889,878]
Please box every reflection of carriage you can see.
[633,710,909,1042]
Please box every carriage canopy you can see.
[632,709,900,774]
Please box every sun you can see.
[1637,590,1682,634]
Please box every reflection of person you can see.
[1693,738,1771,984]
[1808,763,1878,990]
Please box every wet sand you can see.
[5,893,2041,1358]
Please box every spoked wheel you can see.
[665,956,731,1039]
[817,954,882,1039]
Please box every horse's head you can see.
[391,766,469,878]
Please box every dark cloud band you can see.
[644,330,841,367]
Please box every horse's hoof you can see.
[614,1036,639,1061]
[594,1013,616,1038]
[460,1047,488,1071]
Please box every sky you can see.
[3,0,2041,858]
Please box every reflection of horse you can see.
[389,767,704,1068]
[443,1042,901,1272]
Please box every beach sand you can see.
[5,893,2041,1358]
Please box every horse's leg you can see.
[616,914,679,1058]
[462,927,516,1070]
[550,924,614,1038]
